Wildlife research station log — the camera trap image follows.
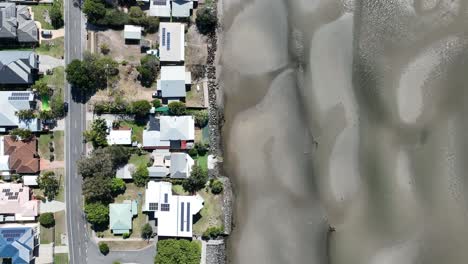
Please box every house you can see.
[157,66,192,103]
[143,115,171,150]
[143,181,203,238]
[124,25,142,44]
[171,0,194,18]
[159,115,194,150]
[0,3,38,45]
[149,0,171,18]
[0,224,38,264]
[109,200,138,235]
[159,22,185,64]
[0,136,40,177]
[0,51,39,86]
[148,151,194,178]
[0,183,39,222]
[22,175,38,186]
[107,129,132,145]
[0,91,40,132]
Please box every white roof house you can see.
[149,0,171,17]
[124,25,143,40]
[159,22,185,63]
[0,91,40,132]
[22,175,38,186]
[159,116,194,141]
[144,181,204,238]
[171,0,194,17]
[157,66,191,100]
[107,129,132,145]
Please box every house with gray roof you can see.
[160,115,194,150]
[157,66,191,103]
[0,3,38,45]
[0,91,40,132]
[149,0,196,18]
[0,51,39,86]
[0,225,38,264]
[169,152,194,179]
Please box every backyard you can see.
[120,121,146,143]
[129,153,150,168]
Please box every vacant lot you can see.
[192,189,223,235]
[36,37,65,59]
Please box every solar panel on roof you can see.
[162,28,166,46]
[161,203,170,211]
[167,32,171,51]
[187,202,190,231]
[153,0,166,5]
[180,202,184,232]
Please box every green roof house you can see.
[109,200,138,235]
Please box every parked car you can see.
[63,102,69,113]
[41,30,52,38]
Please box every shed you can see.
[124,25,142,41]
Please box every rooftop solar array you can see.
[153,0,166,5]
[8,92,31,101]
[167,32,171,51]
[149,202,158,211]
[162,28,166,46]
[161,203,170,211]
[2,188,20,200]
[1,229,26,242]
[181,202,185,232]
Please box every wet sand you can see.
[221,0,468,263]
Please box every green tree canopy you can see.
[110,178,126,195]
[37,171,60,201]
[132,165,149,187]
[130,100,152,118]
[83,175,113,203]
[85,202,109,227]
[196,6,218,35]
[152,99,161,108]
[137,55,159,87]
[9,128,33,141]
[141,223,153,240]
[83,0,106,24]
[83,118,108,148]
[32,81,51,97]
[182,164,208,193]
[155,239,201,264]
[50,0,64,29]
[77,150,114,178]
[168,101,186,116]
[193,110,208,128]
[16,109,36,121]
[39,213,55,228]
[99,242,110,255]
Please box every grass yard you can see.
[40,225,54,244]
[38,131,64,161]
[41,66,65,92]
[54,253,69,264]
[54,168,65,202]
[120,121,146,143]
[172,184,188,195]
[129,153,150,168]
[31,4,53,29]
[36,37,65,59]
[192,189,223,235]
[54,210,66,245]
[196,154,208,171]
[105,241,152,251]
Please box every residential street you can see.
[64,0,88,263]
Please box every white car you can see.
[146,49,159,57]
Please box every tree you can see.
[50,94,65,119]
[155,239,201,264]
[38,110,54,121]
[129,6,146,24]
[145,17,159,34]
[98,9,129,27]
[104,145,131,169]
[137,55,159,87]
[32,81,51,97]
[50,0,64,29]
[152,99,161,108]
[37,171,60,200]
[78,152,114,178]
[83,175,113,203]
[196,6,218,35]
[16,109,36,121]
[168,101,186,116]
[133,165,149,187]
[39,213,56,228]
[100,43,110,55]
[182,164,207,193]
[84,202,109,227]
[194,142,208,156]
[210,179,223,194]
[83,0,106,24]
[9,128,33,141]
[110,178,126,195]
[141,223,153,240]
[130,100,152,118]
[98,242,110,255]
[83,118,108,148]
[202,226,223,240]
[193,110,208,127]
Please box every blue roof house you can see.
[0,226,37,264]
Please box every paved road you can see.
[64,0,88,263]
[87,242,156,264]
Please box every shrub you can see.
[193,110,208,127]
[210,179,223,194]
[99,242,110,255]
[130,100,152,118]
[122,232,130,239]
[155,239,200,264]
[85,203,109,228]
[168,101,186,116]
[39,213,55,228]
[152,99,161,108]
[141,223,153,240]
[37,171,59,201]
[133,165,149,187]
[202,226,223,240]
[100,43,110,55]
[137,55,159,87]
[188,148,198,157]
[50,0,64,29]
[110,178,126,195]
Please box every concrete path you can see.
[203,78,209,108]
[36,243,54,264]
[40,200,66,213]
[201,240,207,264]
[39,55,65,72]
[55,245,69,254]
[53,119,65,131]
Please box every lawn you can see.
[38,131,64,161]
[41,66,65,92]
[172,184,188,195]
[54,168,65,202]
[40,225,54,244]
[120,120,146,143]
[192,189,223,235]
[196,154,208,171]
[54,253,69,264]
[54,210,66,245]
[36,37,65,59]
[129,153,150,168]
[31,4,54,29]
[105,241,152,251]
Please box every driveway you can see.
[39,55,64,72]
[40,200,66,213]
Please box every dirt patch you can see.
[106,240,154,251]
[185,24,209,66]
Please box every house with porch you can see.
[109,200,138,235]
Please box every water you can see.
[220,0,468,263]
